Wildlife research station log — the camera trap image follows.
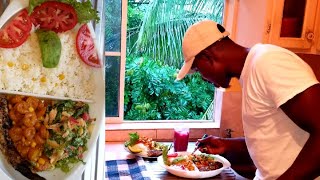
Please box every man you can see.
[177,20,320,180]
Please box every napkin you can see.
[105,157,152,180]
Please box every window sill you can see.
[105,122,221,142]
[106,121,220,130]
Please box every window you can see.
[105,0,226,124]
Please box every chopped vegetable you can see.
[76,24,102,68]
[44,100,94,172]
[28,0,100,23]
[31,1,78,33]
[36,30,62,68]
[0,9,32,48]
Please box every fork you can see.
[0,0,29,29]
[191,134,208,154]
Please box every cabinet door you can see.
[269,0,318,49]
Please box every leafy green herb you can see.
[124,132,139,147]
[73,103,89,118]
[44,143,53,157]
[60,0,100,23]
[28,0,46,13]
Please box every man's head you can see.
[176,20,230,81]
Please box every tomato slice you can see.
[30,1,77,33]
[76,24,101,68]
[167,152,178,157]
[0,9,32,48]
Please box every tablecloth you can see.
[105,157,152,180]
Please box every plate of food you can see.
[124,132,167,159]
[157,146,231,179]
[0,0,104,180]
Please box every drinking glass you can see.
[173,127,189,152]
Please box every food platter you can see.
[0,1,104,180]
[157,152,231,179]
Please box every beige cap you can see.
[176,20,230,80]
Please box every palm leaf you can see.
[131,0,224,67]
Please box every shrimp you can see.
[34,134,45,145]
[23,127,36,140]
[9,95,24,105]
[26,97,39,110]
[36,101,46,118]
[9,110,24,123]
[8,127,23,142]
[15,101,30,114]
[23,112,37,127]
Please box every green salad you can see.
[44,100,95,172]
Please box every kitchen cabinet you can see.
[225,0,320,54]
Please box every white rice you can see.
[0,29,95,100]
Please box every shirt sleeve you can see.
[253,51,319,108]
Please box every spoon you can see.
[0,0,29,29]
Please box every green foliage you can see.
[127,3,144,29]
[124,56,214,120]
[131,0,224,68]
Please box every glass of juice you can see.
[173,127,189,152]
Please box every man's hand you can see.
[196,136,228,155]
[196,136,256,179]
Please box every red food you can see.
[76,24,101,68]
[30,1,77,33]
[69,116,78,124]
[0,9,32,48]
[167,152,178,157]
[82,112,90,121]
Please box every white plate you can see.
[157,152,231,179]
[0,2,105,179]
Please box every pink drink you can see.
[173,128,189,152]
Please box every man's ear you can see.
[217,24,226,33]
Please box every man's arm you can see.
[223,138,256,179]
[280,83,320,179]
[197,136,256,178]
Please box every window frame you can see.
[105,0,237,126]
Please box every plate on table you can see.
[157,151,231,179]
[124,132,168,160]
[0,1,104,180]
[124,146,160,160]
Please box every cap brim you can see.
[176,57,195,80]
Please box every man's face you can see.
[191,50,231,88]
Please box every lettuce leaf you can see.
[124,132,140,147]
